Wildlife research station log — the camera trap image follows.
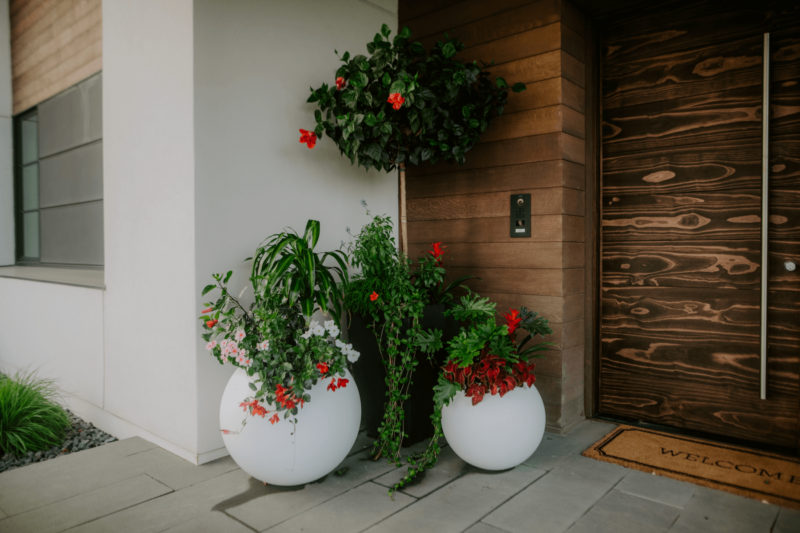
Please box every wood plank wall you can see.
[10,0,102,115]
[399,0,590,432]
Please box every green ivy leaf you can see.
[512,82,527,93]
[389,80,405,94]
[382,72,391,86]
[381,23,391,37]
[201,284,216,296]
[495,77,508,89]
[364,113,378,127]
[441,42,457,58]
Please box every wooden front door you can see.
[598,0,800,449]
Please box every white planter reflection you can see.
[441,383,545,470]
[219,368,360,485]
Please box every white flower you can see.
[346,348,360,363]
[335,339,345,349]
[301,329,313,340]
[225,342,239,355]
[205,340,217,351]
[324,320,336,331]
[242,357,253,368]
[257,340,270,351]
[312,324,326,337]
[235,329,246,342]
[327,325,340,338]
[220,339,229,348]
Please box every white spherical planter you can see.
[220,368,361,485]
[441,383,545,470]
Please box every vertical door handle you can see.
[760,33,770,400]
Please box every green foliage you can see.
[343,277,384,316]
[307,26,526,172]
[0,370,70,456]
[200,222,356,427]
[251,220,349,324]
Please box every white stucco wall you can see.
[0,280,105,407]
[102,0,199,455]
[193,0,399,456]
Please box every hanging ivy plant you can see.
[303,24,526,171]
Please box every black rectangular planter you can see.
[348,303,458,447]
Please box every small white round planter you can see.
[441,383,545,470]
[219,368,360,485]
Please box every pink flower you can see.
[235,329,246,342]
[205,340,217,351]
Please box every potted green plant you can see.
[200,220,360,486]
[391,293,555,491]
[300,24,526,251]
[343,205,470,453]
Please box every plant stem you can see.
[399,162,408,254]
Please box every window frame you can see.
[13,108,42,265]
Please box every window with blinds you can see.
[14,73,104,267]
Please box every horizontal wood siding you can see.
[10,0,102,114]
[401,0,588,431]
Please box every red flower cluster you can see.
[370,291,379,302]
[443,356,536,406]
[336,77,346,90]
[327,377,349,392]
[205,319,218,328]
[387,92,405,110]
[299,129,317,149]
[275,384,299,411]
[316,362,329,374]
[427,242,447,265]
[502,309,522,337]
[240,399,270,419]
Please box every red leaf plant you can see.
[436,295,555,408]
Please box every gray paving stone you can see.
[483,454,627,533]
[567,489,680,533]
[0,445,145,516]
[365,465,545,533]
[104,436,158,457]
[774,507,800,533]
[0,474,171,533]
[268,481,415,533]
[65,469,253,533]
[348,430,375,457]
[464,523,512,533]
[163,511,254,533]
[0,506,7,520]
[615,469,697,509]
[372,446,473,498]
[523,420,617,471]
[228,450,399,531]
[669,487,779,533]
[123,447,240,490]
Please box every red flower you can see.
[251,403,268,418]
[502,309,522,337]
[427,242,447,265]
[327,379,337,392]
[206,319,218,328]
[201,307,213,314]
[387,92,405,110]
[337,377,349,389]
[299,129,317,149]
[370,291,379,302]
[336,77,346,90]
[269,414,280,425]
[316,362,329,374]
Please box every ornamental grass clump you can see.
[0,371,71,456]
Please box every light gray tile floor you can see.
[0,419,795,533]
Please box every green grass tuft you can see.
[0,370,71,456]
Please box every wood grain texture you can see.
[479,105,563,144]
[406,132,585,178]
[398,0,462,24]
[602,190,800,242]
[443,266,584,297]
[406,160,585,199]
[10,0,102,114]
[408,215,584,243]
[603,139,800,197]
[503,77,585,114]
[602,0,800,66]
[604,34,800,110]
[603,79,800,157]
[406,241,584,269]
[409,187,585,221]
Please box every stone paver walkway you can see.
[1,420,798,533]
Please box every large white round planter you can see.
[441,383,545,470]
[219,368,360,485]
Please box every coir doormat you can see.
[583,425,800,509]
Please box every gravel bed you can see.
[0,409,118,474]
